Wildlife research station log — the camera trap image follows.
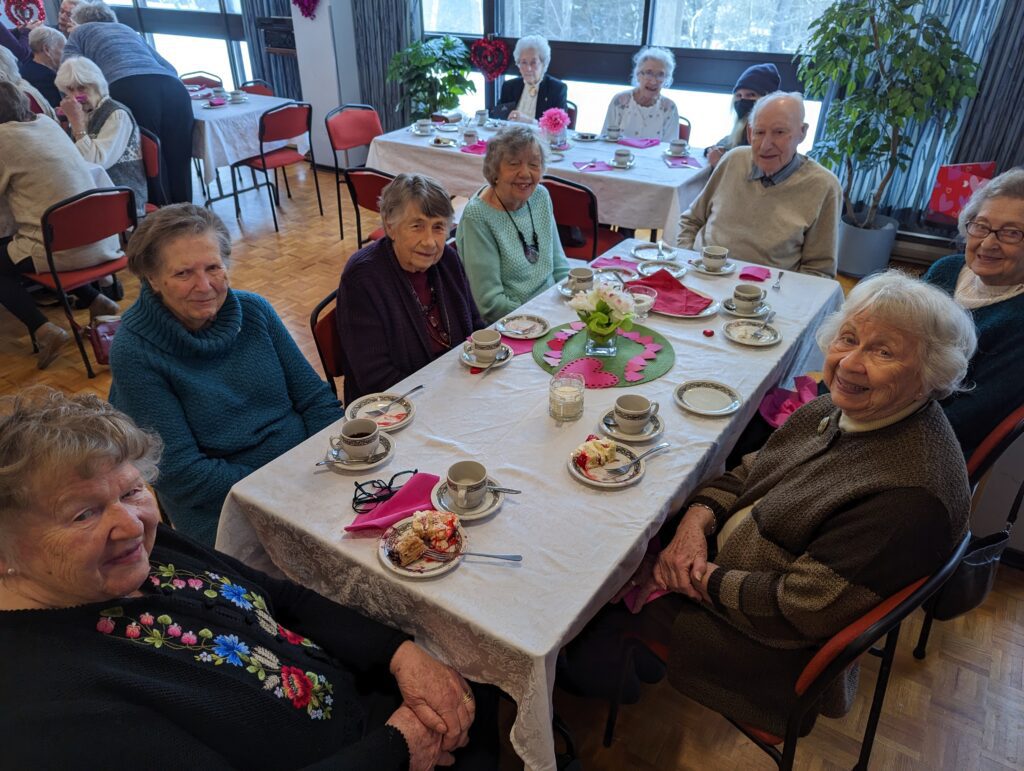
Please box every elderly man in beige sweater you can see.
[678,92,841,278]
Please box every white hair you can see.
[28,26,67,57]
[55,56,109,99]
[816,270,977,400]
[750,91,806,126]
[72,0,117,24]
[513,35,551,69]
[631,46,676,88]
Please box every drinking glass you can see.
[549,373,585,421]
[629,286,658,322]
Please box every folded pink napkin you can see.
[208,97,226,106]
[739,266,771,281]
[460,140,488,155]
[500,336,535,355]
[623,585,669,613]
[758,375,819,429]
[574,161,613,172]
[618,137,660,149]
[665,155,702,169]
[344,472,440,532]
[629,269,712,316]
[591,256,642,272]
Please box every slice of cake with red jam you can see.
[572,434,617,478]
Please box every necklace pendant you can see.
[529,86,537,97]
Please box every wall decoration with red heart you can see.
[4,0,45,27]
[470,37,510,82]
[291,0,318,20]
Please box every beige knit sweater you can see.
[677,146,842,278]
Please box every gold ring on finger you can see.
[462,691,474,704]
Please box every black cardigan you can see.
[494,74,568,120]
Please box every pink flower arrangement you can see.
[538,108,571,135]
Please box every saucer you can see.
[228,97,248,104]
[674,381,741,417]
[567,443,645,488]
[688,259,737,276]
[324,433,395,472]
[596,265,638,282]
[630,243,678,261]
[484,120,502,129]
[460,342,514,369]
[435,123,459,132]
[663,149,688,157]
[557,273,624,297]
[637,260,686,279]
[601,135,622,143]
[431,137,457,147]
[202,102,227,109]
[574,132,599,142]
[722,298,771,318]
[346,392,416,432]
[548,151,565,162]
[409,126,433,136]
[496,314,549,339]
[608,158,635,169]
[378,515,466,579]
[723,320,782,347]
[599,410,665,443]
[431,477,505,521]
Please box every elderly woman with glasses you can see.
[336,174,485,404]
[601,46,680,142]
[455,124,569,324]
[498,35,567,124]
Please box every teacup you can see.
[474,109,488,125]
[701,245,729,272]
[606,126,622,140]
[470,329,502,363]
[229,90,245,102]
[613,148,634,166]
[211,87,227,97]
[332,418,380,460]
[567,266,594,293]
[462,128,479,145]
[614,394,659,435]
[669,138,687,155]
[414,118,432,133]
[733,284,766,314]
[447,460,488,509]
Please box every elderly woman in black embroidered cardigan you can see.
[336,174,485,404]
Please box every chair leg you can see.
[230,165,242,219]
[193,158,208,200]
[335,181,344,240]
[312,164,324,216]
[214,168,225,199]
[913,607,935,660]
[265,170,279,232]
[272,169,281,206]
[602,641,638,747]
[59,291,95,378]
[856,626,901,771]
[281,167,292,199]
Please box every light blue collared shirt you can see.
[750,154,804,187]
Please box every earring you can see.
[4,568,15,577]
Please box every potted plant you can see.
[387,35,476,121]
[795,0,978,276]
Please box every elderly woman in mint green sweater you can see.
[109,204,343,545]
[456,124,569,323]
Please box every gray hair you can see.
[72,0,117,24]
[0,46,19,83]
[631,46,675,88]
[958,167,1024,237]
[28,26,66,57]
[816,270,977,400]
[513,35,551,69]
[0,80,32,124]
[127,203,231,283]
[379,173,454,229]
[55,57,109,100]
[481,124,546,186]
[0,387,162,529]
[750,91,806,126]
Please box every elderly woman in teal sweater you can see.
[109,204,342,544]
[456,124,569,323]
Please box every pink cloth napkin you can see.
[573,161,613,172]
[665,155,702,169]
[629,269,712,316]
[739,266,772,281]
[591,256,642,272]
[344,472,440,532]
[758,375,820,429]
[459,141,488,155]
[618,137,660,149]
[208,97,226,106]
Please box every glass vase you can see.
[584,328,618,357]
[547,128,567,149]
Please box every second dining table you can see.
[216,240,844,770]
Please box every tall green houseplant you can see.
[387,35,476,120]
[796,0,978,229]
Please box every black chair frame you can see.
[324,103,378,240]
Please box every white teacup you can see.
[733,283,766,314]
[462,128,479,145]
[447,460,488,509]
[614,394,659,435]
[415,118,432,133]
[702,246,729,272]
[332,418,380,460]
[606,126,622,140]
[613,148,634,166]
[669,138,687,155]
[470,329,502,363]
[474,109,488,125]
[567,267,594,293]
[212,87,227,97]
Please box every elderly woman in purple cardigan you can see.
[336,174,485,404]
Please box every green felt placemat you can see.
[531,323,676,387]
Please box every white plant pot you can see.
[837,214,900,278]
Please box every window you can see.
[137,0,222,12]
[423,0,483,35]
[501,0,642,45]
[456,72,487,117]
[151,33,239,89]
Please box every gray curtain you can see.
[241,0,303,100]
[351,0,422,132]
[840,0,1005,215]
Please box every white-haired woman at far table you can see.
[601,46,680,142]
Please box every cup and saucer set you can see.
[460,329,514,369]
[599,394,665,443]
[689,245,737,275]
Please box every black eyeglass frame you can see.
[965,220,1024,244]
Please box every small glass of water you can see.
[629,286,658,323]
[549,373,585,421]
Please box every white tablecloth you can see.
[215,242,843,770]
[191,94,311,184]
[366,128,707,243]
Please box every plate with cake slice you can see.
[378,510,466,578]
[566,434,645,489]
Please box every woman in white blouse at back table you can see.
[601,46,680,142]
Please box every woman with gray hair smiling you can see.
[498,35,567,123]
[601,45,680,141]
[336,173,484,404]
[456,124,569,323]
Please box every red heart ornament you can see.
[5,0,44,25]
[470,37,510,82]
[556,357,620,388]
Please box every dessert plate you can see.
[431,136,457,147]
[378,516,466,578]
[723,320,782,347]
[567,444,645,489]
[574,132,599,142]
[346,392,415,432]
[674,380,741,417]
[599,410,665,443]
[435,123,459,132]
[637,259,686,279]
[722,298,771,318]
[557,272,624,297]
[431,477,505,521]
[608,158,636,169]
[650,285,719,319]
[496,314,549,339]
[323,434,395,472]
[688,259,737,276]
[460,342,514,369]
[630,243,679,261]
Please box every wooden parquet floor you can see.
[2,166,1021,771]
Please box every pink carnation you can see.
[139,613,155,626]
[538,107,570,135]
[96,617,115,634]
[187,578,204,590]
[167,624,182,638]
[181,631,198,645]
[126,622,142,639]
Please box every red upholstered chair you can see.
[139,127,168,213]
[325,104,385,240]
[541,175,626,261]
[602,533,971,771]
[310,289,344,398]
[345,167,394,246]
[566,100,578,130]
[25,91,45,115]
[230,101,323,232]
[180,71,223,89]
[240,79,274,97]
[678,116,692,142]
[21,187,137,378]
